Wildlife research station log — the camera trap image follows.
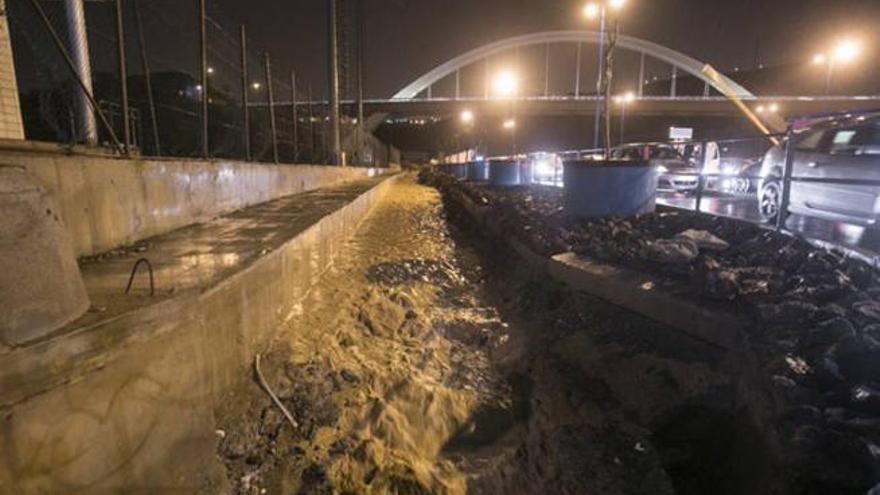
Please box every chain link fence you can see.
[5,0,394,165]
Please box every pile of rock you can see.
[421,167,880,492]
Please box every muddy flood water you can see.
[214,175,792,494]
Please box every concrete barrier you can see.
[0,167,89,346]
[0,142,384,256]
[0,174,399,493]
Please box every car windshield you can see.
[612,145,684,161]
[649,147,682,160]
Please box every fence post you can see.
[327,0,341,165]
[694,140,708,213]
[198,0,208,158]
[133,0,160,156]
[27,0,122,152]
[776,128,795,231]
[114,0,130,154]
[264,52,279,164]
[240,25,251,161]
[308,84,316,163]
[291,70,298,163]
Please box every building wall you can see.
[0,143,383,256]
[0,0,23,140]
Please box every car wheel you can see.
[759,180,782,223]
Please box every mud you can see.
[421,168,880,494]
[214,173,879,494]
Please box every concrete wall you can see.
[0,0,24,140]
[0,175,398,493]
[0,142,382,256]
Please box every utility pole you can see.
[63,0,97,145]
[327,0,342,165]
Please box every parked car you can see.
[757,114,880,225]
[611,143,699,193]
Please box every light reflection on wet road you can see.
[657,192,880,257]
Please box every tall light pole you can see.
[584,0,627,157]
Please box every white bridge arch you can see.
[391,30,754,101]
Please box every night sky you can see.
[213,0,880,99]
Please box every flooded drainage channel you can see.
[215,176,803,494]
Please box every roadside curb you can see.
[445,184,749,350]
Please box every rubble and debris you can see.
[419,167,880,493]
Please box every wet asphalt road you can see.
[658,191,880,258]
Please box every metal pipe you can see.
[327,0,341,165]
[264,52,278,164]
[695,140,709,212]
[63,0,97,145]
[198,0,208,158]
[240,25,251,161]
[133,0,160,156]
[291,70,298,163]
[114,0,130,154]
[31,0,121,151]
[776,128,795,231]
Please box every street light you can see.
[813,38,861,96]
[503,119,516,130]
[460,110,474,125]
[583,0,630,157]
[492,70,519,98]
[251,82,262,91]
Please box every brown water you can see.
[217,177,522,494]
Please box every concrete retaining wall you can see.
[0,141,382,256]
[0,175,398,493]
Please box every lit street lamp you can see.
[492,70,519,98]
[756,102,780,115]
[583,0,628,158]
[460,109,475,125]
[813,39,861,96]
[502,118,517,130]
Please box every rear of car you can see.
[612,143,699,193]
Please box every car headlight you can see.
[656,165,669,174]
